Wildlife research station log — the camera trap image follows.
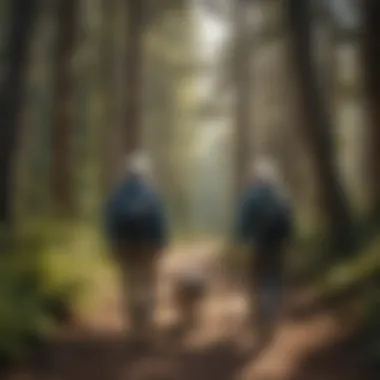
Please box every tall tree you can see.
[233,0,252,197]
[51,0,75,217]
[0,0,38,225]
[286,0,354,253]
[362,0,380,222]
[125,0,144,153]
[101,0,118,194]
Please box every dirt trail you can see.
[7,243,370,380]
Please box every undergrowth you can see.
[0,220,114,370]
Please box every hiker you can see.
[235,157,293,346]
[104,152,168,338]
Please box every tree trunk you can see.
[0,0,38,225]
[362,0,380,222]
[286,0,354,253]
[101,0,117,195]
[233,0,252,198]
[125,0,144,154]
[51,0,76,218]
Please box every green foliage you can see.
[0,233,50,366]
[315,237,380,300]
[313,236,380,368]
[283,215,380,285]
[0,222,107,369]
[0,269,52,365]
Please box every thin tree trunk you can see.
[51,0,75,217]
[233,0,252,198]
[101,0,117,195]
[286,0,354,253]
[0,0,38,226]
[362,0,380,222]
[125,0,144,154]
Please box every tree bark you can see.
[362,0,380,221]
[0,0,38,225]
[125,0,144,154]
[101,0,117,195]
[233,0,252,198]
[51,0,76,217]
[286,0,354,253]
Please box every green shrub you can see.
[0,225,82,368]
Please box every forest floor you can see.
[5,242,375,380]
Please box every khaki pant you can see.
[114,245,161,335]
[248,245,286,343]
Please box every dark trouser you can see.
[113,244,162,336]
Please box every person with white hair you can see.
[235,156,293,349]
[125,150,153,180]
[104,151,168,341]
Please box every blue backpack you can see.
[253,187,291,248]
[106,180,160,243]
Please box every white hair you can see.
[125,151,152,178]
[248,157,282,186]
